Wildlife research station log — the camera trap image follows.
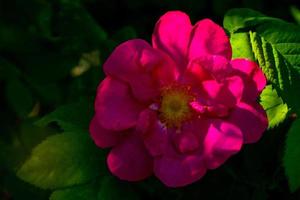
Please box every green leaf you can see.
[50,182,98,200]
[36,98,93,131]
[224,8,300,113]
[5,78,35,118]
[248,31,287,90]
[17,131,104,190]
[0,122,56,170]
[223,8,282,34]
[98,176,140,200]
[50,176,140,200]
[283,119,300,192]
[224,9,300,192]
[229,32,255,60]
[260,85,288,128]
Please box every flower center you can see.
[159,86,194,128]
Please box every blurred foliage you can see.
[290,6,300,24]
[1,0,300,199]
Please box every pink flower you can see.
[89,11,268,187]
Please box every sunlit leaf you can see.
[229,32,254,60]
[17,131,103,190]
[260,85,288,128]
[224,8,300,113]
[225,8,300,193]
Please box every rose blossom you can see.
[89,11,268,187]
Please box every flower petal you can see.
[95,77,145,131]
[226,76,244,104]
[104,39,178,103]
[143,121,168,157]
[173,132,200,154]
[181,55,232,95]
[190,101,229,117]
[179,59,212,89]
[231,59,266,101]
[152,11,192,71]
[107,135,153,181]
[154,144,206,187]
[203,120,243,169]
[137,109,168,157]
[89,116,121,148]
[228,102,268,143]
[172,119,208,154]
[189,19,232,60]
[201,76,243,108]
[192,55,232,80]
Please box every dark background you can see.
[1,0,300,199]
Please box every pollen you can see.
[159,85,194,128]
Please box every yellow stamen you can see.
[159,86,194,128]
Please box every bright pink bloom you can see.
[90,11,268,187]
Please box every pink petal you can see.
[135,109,157,135]
[180,55,232,95]
[226,76,244,104]
[171,119,209,154]
[107,135,153,181]
[190,55,231,80]
[136,109,168,157]
[201,80,222,101]
[179,55,232,88]
[228,102,268,143]
[89,116,121,148]
[231,59,266,101]
[95,77,145,131]
[152,11,192,71]
[203,120,243,169]
[154,144,206,187]
[190,101,207,114]
[173,132,200,153]
[150,49,180,86]
[188,19,232,60]
[201,76,243,108]
[179,59,212,89]
[143,122,168,157]
[190,101,229,117]
[104,39,178,103]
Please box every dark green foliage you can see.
[1,0,300,199]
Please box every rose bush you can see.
[90,11,268,187]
